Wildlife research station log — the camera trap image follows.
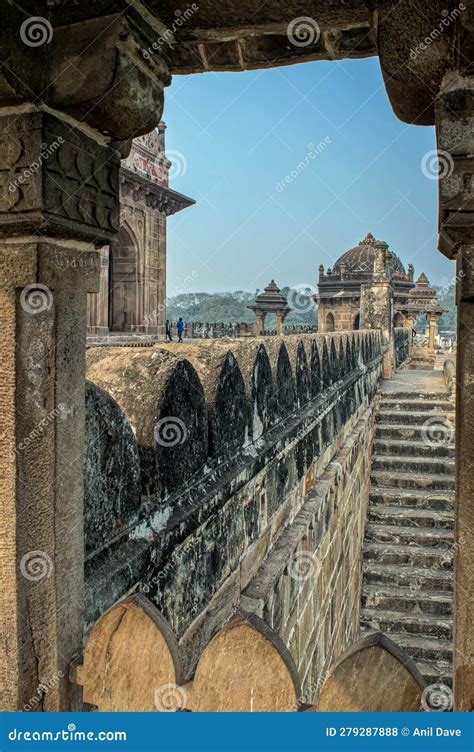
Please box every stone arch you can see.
[353,312,360,330]
[275,341,296,417]
[159,343,247,463]
[330,338,339,382]
[109,222,143,332]
[310,338,322,397]
[325,311,335,332]
[185,613,301,712]
[295,340,311,407]
[75,595,182,712]
[311,632,425,712]
[338,337,348,380]
[85,381,141,556]
[320,337,331,390]
[253,344,276,437]
[86,349,208,499]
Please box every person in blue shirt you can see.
[177,317,184,343]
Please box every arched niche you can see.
[185,613,301,712]
[309,632,425,712]
[74,595,182,711]
[109,223,142,332]
[325,311,335,332]
[353,312,360,330]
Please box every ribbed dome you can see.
[333,233,406,276]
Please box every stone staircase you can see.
[409,347,435,370]
[360,390,455,687]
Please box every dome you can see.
[333,233,406,276]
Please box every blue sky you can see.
[163,57,455,295]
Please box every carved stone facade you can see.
[87,124,194,338]
[317,233,443,344]
[0,0,472,714]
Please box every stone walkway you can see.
[360,365,455,688]
[380,366,449,396]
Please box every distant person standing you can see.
[165,320,173,342]
[177,317,184,343]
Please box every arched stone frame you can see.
[393,311,405,328]
[325,311,335,332]
[109,222,143,332]
[353,312,360,330]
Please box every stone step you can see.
[390,633,453,662]
[371,470,455,492]
[379,392,451,402]
[360,630,453,684]
[368,505,454,529]
[417,659,453,689]
[369,488,453,512]
[377,409,453,425]
[365,522,454,548]
[372,455,455,476]
[360,608,452,639]
[373,438,454,459]
[363,562,453,592]
[362,583,452,616]
[375,423,454,443]
[379,398,453,412]
[363,541,453,569]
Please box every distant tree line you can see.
[166,288,317,327]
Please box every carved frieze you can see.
[0,111,120,243]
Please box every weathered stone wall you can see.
[394,327,410,368]
[85,331,382,703]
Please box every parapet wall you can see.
[85,330,382,703]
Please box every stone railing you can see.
[171,321,317,339]
[394,326,410,368]
[177,321,254,338]
[84,331,382,705]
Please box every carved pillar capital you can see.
[0,110,120,243]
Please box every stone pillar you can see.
[0,5,171,712]
[436,73,474,711]
[255,310,266,336]
[0,110,120,712]
[275,310,287,336]
[428,314,437,351]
